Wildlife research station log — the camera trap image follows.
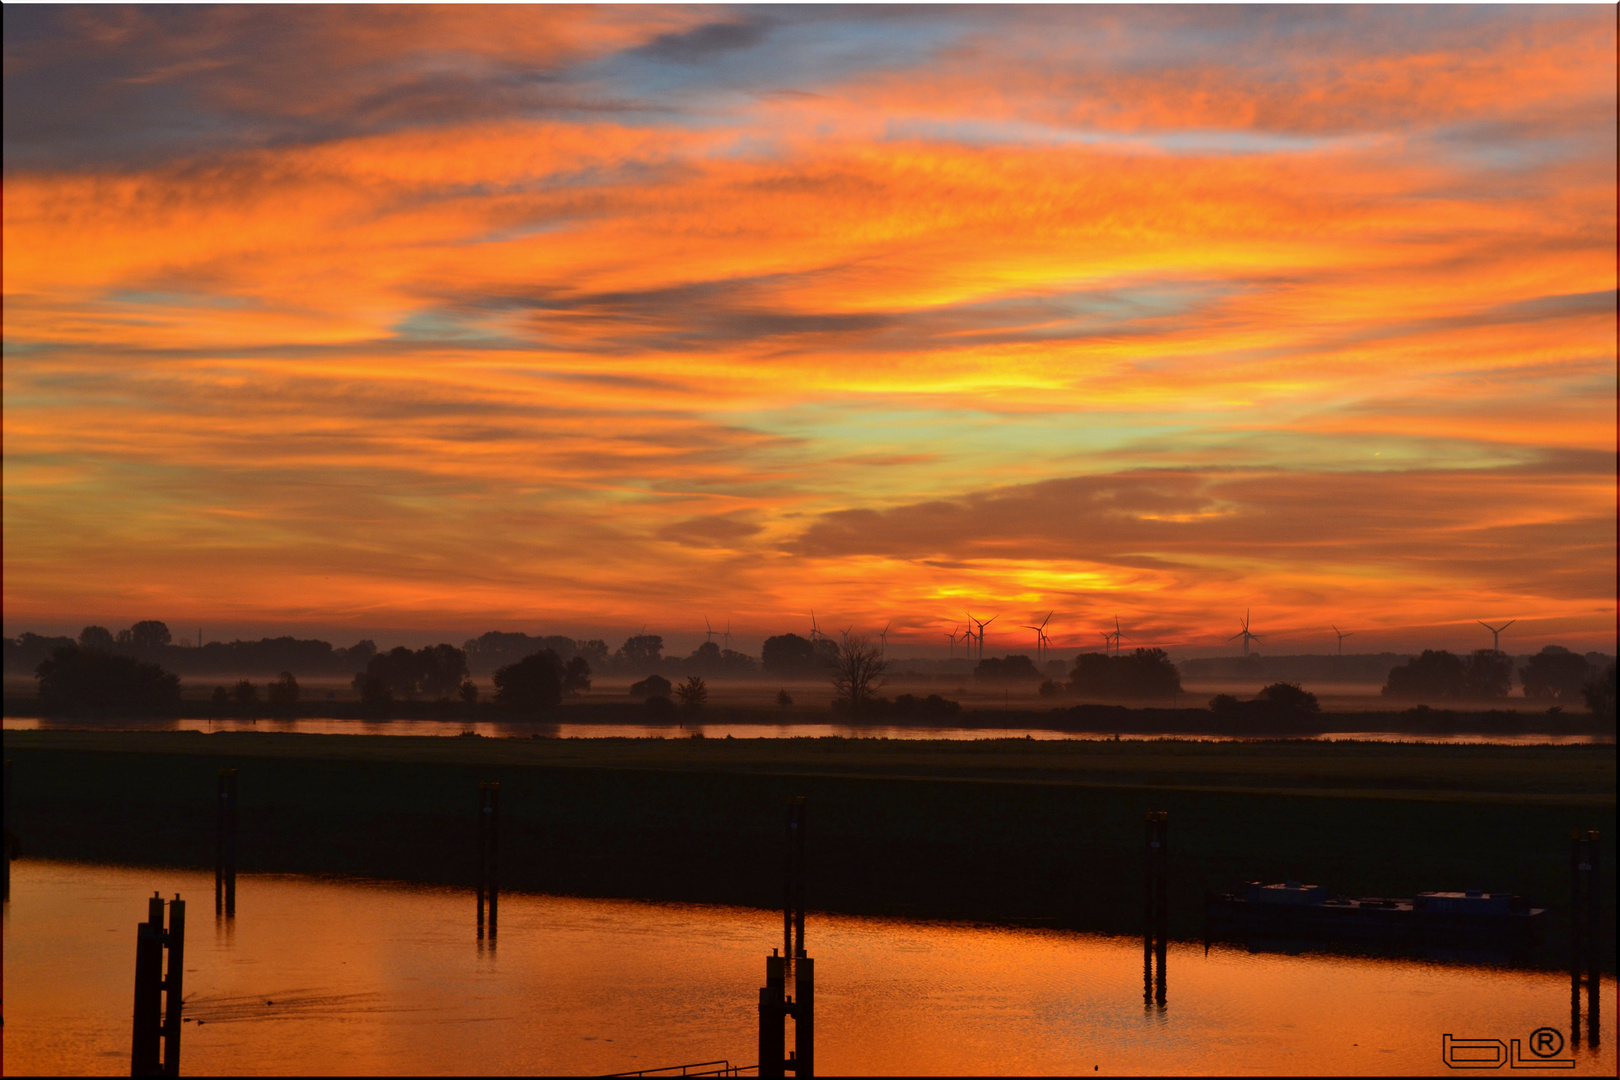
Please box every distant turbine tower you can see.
[946,626,963,660]
[722,620,732,652]
[808,612,824,643]
[879,620,891,654]
[704,617,717,645]
[1332,625,1354,655]
[1477,619,1515,653]
[1229,610,1262,657]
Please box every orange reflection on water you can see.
[2,860,1613,1076]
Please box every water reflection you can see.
[5,715,1611,745]
[5,860,1614,1076]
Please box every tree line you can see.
[1381,646,1613,708]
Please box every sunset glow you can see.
[4,4,1615,653]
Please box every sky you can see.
[3,4,1616,657]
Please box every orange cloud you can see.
[3,5,1614,652]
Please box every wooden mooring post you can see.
[1143,810,1168,1008]
[1571,828,1601,1047]
[131,891,185,1077]
[215,769,237,916]
[477,781,500,940]
[760,796,813,1077]
[4,758,14,903]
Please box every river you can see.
[2,716,1611,744]
[3,860,1611,1076]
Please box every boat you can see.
[1204,880,1546,946]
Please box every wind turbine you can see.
[967,612,996,661]
[808,612,824,643]
[704,617,717,646]
[946,626,963,660]
[1332,625,1354,655]
[1021,612,1054,664]
[878,620,891,655]
[1230,610,1262,657]
[722,620,732,652]
[1101,615,1126,655]
[1477,619,1515,653]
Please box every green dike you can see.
[4,730,1613,967]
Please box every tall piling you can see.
[762,796,814,1077]
[131,892,185,1077]
[1143,810,1168,1008]
[215,769,237,916]
[477,782,500,940]
[1571,829,1601,1047]
[759,952,787,1078]
[4,758,13,903]
[785,796,806,968]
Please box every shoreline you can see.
[5,696,1614,738]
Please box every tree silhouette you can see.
[1067,648,1181,700]
[562,655,592,695]
[1521,646,1593,702]
[1382,650,1466,700]
[1463,649,1513,698]
[417,644,469,698]
[358,675,393,712]
[36,645,180,713]
[829,632,887,714]
[493,649,565,712]
[130,620,172,651]
[266,671,300,706]
[974,654,1041,681]
[1582,663,1615,720]
[231,680,258,705]
[78,625,115,651]
[614,634,664,675]
[1256,681,1320,718]
[675,675,708,711]
[357,644,467,700]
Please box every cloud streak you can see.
[3,5,1614,651]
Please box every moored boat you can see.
[1205,881,1545,945]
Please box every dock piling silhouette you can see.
[1144,810,1168,1008]
[477,781,500,940]
[131,891,185,1077]
[215,769,237,916]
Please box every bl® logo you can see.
[1442,1029,1575,1069]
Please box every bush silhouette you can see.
[631,674,672,699]
[36,646,181,713]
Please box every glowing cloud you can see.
[3,5,1614,653]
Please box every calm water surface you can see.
[3,716,1611,744]
[3,861,1612,1076]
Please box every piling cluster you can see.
[760,797,814,1078]
[131,892,185,1077]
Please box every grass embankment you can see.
[4,731,1613,967]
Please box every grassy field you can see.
[4,730,1613,967]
